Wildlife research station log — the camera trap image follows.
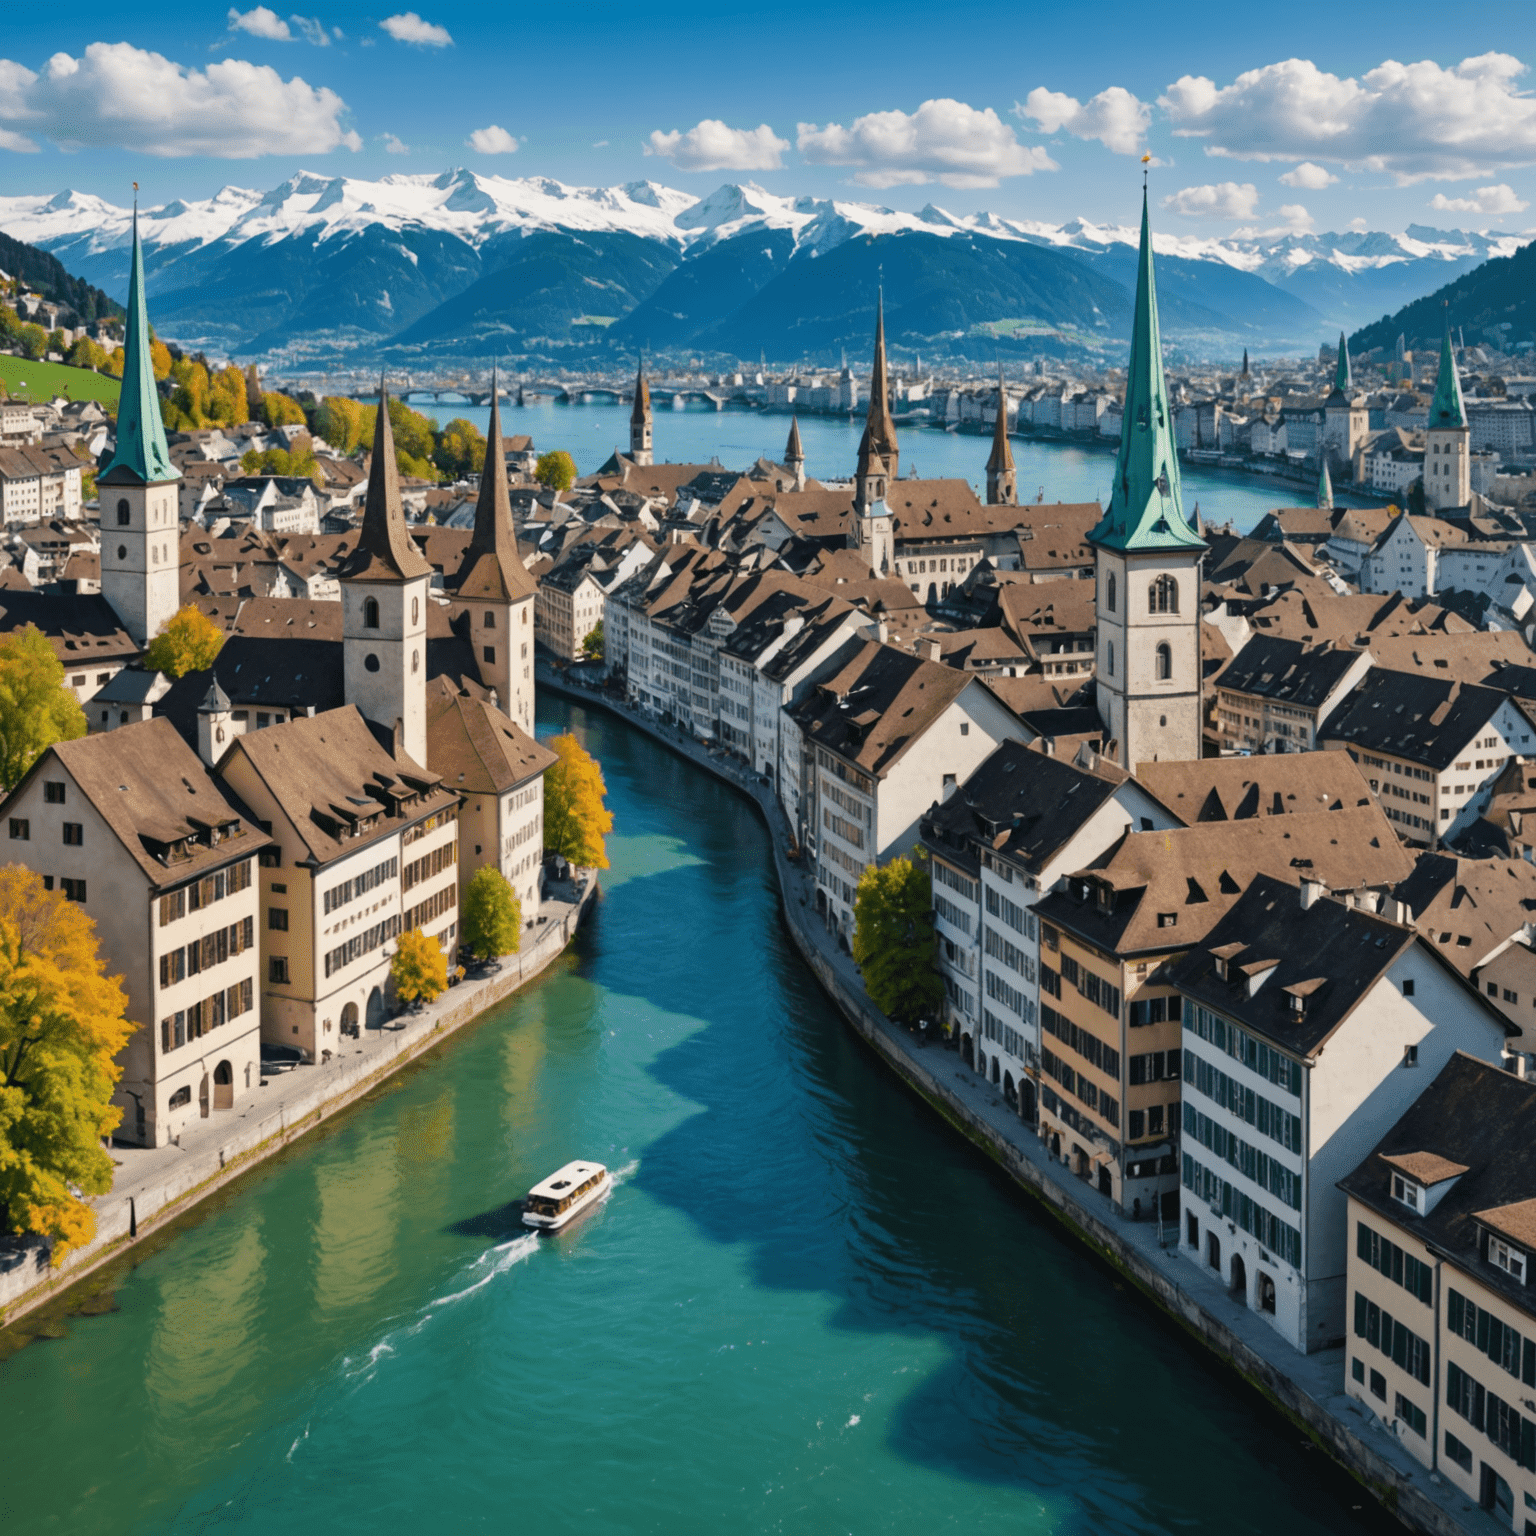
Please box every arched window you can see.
[116,499,130,526]
[1106,572,1117,613]
[1156,642,1172,681]
[1106,640,1115,677]
[1150,575,1179,613]
[411,597,419,625]
[363,596,380,629]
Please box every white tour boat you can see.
[521,1160,610,1232]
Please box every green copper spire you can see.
[1333,331,1352,394]
[1428,314,1467,431]
[99,205,176,486]
[1317,454,1333,511]
[1089,189,1203,554]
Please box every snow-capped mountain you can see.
[1,169,1528,363]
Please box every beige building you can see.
[0,719,268,1147]
[537,564,606,661]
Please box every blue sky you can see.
[2,1,1535,234]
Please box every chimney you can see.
[1300,878,1323,910]
[941,773,957,801]
[924,639,942,662]
[1387,896,1410,924]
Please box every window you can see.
[61,878,86,902]
[43,781,65,804]
[364,653,380,673]
[364,597,380,629]
[116,499,130,526]
[483,646,496,664]
[483,610,495,628]
[1369,1368,1386,1402]
[8,818,27,840]
[1155,643,1172,681]
[1392,1173,1425,1214]
[1352,1357,1365,1384]
[1394,1392,1426,1437]
[268,907,289,931]
[1403,1044,1419,1067]
[1105,572,1116,612]
[1444,1431,1472,1473]
[1150,575,1179,613]
[168,1085,191,1110]
[1106,640,1115,677]
[62,822,82,845]
[1490,1236,1528,1285]
[411,597,420,626]
[1402,978,1416,997]
[269,956,289,984]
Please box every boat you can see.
[521,1160,610,1232]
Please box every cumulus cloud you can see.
[1015,86,1150,155]
[798,98,1054,188]
[1278,161,1336,189]
[1162,181,1260,219]
[228,7,290,40]
[291,16,329,46]
[381,133,408,155]
[466,124,518,155]
[1428,183,1530,217]
[380,12,452,46]
[0,41,360,157]
[645,119,788,172]
[1161,53,1536,182]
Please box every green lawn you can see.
[0,353,120,405]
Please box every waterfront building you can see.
[0,718,268,1147]
[1339,1051,1536,1522]
[537,562,607,661]
[1424,323,1471,513]
[1214,635,1373,754]
[1171,877,1509,1354]
[1088,191,1206,770]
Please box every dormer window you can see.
[1391,1173,1425,1215]
[1214,957,1228,981]
[1489,1236,1527,1285]
[1288,992,1305,1016]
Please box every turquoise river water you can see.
[0,698,1398,1534]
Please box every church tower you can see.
[1424,316,1470,511]
[339,386,434,763]
[1317,453,1334,512]
[630,360,653,466]
[1323,330,1366,471]
[851,295,897,577]
[785,416,806,492]
[1089,187,1206,770]
[456,377,538,733]
[99,206,180,650]
[985,367,1016,506]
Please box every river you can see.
[0,697,1397,1535]
[405,396,1365,537]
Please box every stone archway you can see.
[199,1072,210,1118]
[961,1033,974,1069]
[1003,1071,1016,1110]
[366,987,385,1031]
[1230,1253,1248,1301]
[341,1001,359,1039]
[213,1060,233,1111]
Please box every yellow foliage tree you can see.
[315,396,366,455]
[0,627,87,793]
[391,928,448,1006]
[543,733,613,870]
[535,450,577,492]
[144,606,226,680]
[0,867,134,1262]
[261,391,306,428]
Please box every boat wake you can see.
[608,1158,640,1188]
[431,1232,541,1306]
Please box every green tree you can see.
[360,397,439,481]
[460,866,522,960]
[314,396,366,455]
[65,335,108,371]
[433,416,487,480]
[580,620,604,662]
[240,445,320,483]
[0,628,88,793]
[543,733,613,869]
[18,323,47,361]
[851,854,943,1023]
[143,606,225,680]
[45,329,66,357]
[261,391,306,428]
[0,867,135,1262]
[535,450,577,492]
[391,928,448,1006]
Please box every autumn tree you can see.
[18,323,47,361]
[360,398,439,481]
[315,395,366,455]
[460,866,522,960]
[535,450,577,493]
[240,444,320,483]
[433,417,487,480]
[0,867,135,1262]
[261,391,306,428]
[391,928,448,1007]
[0,627,87,793]
[851,854,943,1023]
[580,620,604,662]
[65,335,109,372]
[144,606,225,680]
[543,733,613,870]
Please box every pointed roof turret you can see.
[199,676,232,714]
[1088,189,1203,555]
[99,204,177,487]
[630,359,651,425]
[1429,314,1468,431]
[856,291,899,481]
[1333,331,1352,395]
[785,415,804,463]
[986,367,1014,474]
[1317,455,1334,511]
[339,383,432,582]
[1241,348,1249,376]
[459,371,535,602]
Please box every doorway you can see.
[1207,1231,1221,1271]
[1230,1253,1247,1300]
[213,1060,233,1110]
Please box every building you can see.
[630,361,653,467]
[1088,191,1206,769]
[1171,877,1509,1353]
[537,563,606,661]
[0,719,268,1147]
[986,370,1017,507]
[1338,1052,1536,1523]
[851,298,898,579]
[1214,636,1373,754]
[1323,335,1369,471]
[1425,323,1472,513]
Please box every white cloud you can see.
[228,7,290,41]
[798,99,1054,188]
[1161,53,1536,182]
[380,12,452,46]
[0,41,360,157]
[1429,183,1530,217]
[1162,181,1260,219]
[645,119,788,172]
[290,16,329,46]
[592,139,609,148]
[381,133,408,155]
[466,124,518,155]
[1015,86,1150,155]
[1348,217,1369,232]
[1278,161,1336,189]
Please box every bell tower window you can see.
[1150,575,1179,613]
[1155,643,1172,681]
[364,597,380,629]
[1106,572,1117,612]
[117,499,131,526]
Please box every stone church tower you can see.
[985,367,1016,506]
[851,296,897,577]
[1089,189,1206,770]
[630,360,653,466]
[1424,318,1470,511]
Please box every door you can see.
[213,1060,233,1111]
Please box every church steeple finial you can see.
[341,381,432,581]
[855,289,899,506]
[1088,184,1202,555]
[785,415,805,492]
[1429,308,1468,430]
[985,365,1016,506]
[1334,331,1352,395]
[629,356,653,465]
[460,366,533,601]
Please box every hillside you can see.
[1349,235,1536,357]
[0,354,119,404]
[0,230,121,324]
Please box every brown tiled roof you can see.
[1384,1151,1471,1186]
[425,678,556,795]
[1135,754,1375,825]
[337,393,432,582]
[456,391,537,604]
[1473,1196,1536,1249]
[1392,853,1536,975]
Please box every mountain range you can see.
[1,170,1529,368]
